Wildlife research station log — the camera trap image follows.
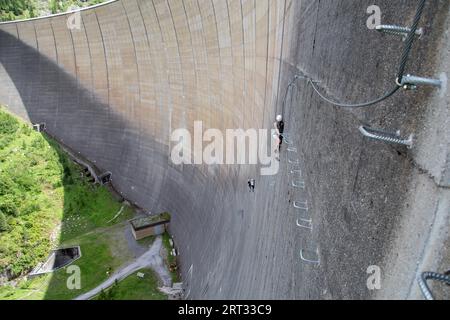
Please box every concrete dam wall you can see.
[1,0,449,299]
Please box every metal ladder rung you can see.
[293,201,308,210]
[359,126,413,148]
[300,249,320,265]
[296,218,313,230]
[292,181,305,189]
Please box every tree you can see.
[0,0,38,22]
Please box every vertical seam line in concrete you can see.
[94,11,110,106]
[68,17,81,143]
[275,0,287,115]
[14,23,23,110]
[167,0,187,130]
[196,0,212,130]
[150,0,168,134]
[152,0,174,157]
[33,21,39,51]
[50,20,59,64]
[240,0,246,128]
[121,1,142,119]
[139,0,165,211]
[181,0,199,121]
[311,0,320,58]
[50,19,60,131]
[81,15,95,101]
[151,0,164,38]
[262,0,270,129]
[136,0,160,122]
[224,0,235,129]
[253,0,257,129]
[14,23,19,39]
[211,0,225,130]
[69,27,78,81]
[32,22,40,110]
[121,1,142,106]
[121,0,143,169]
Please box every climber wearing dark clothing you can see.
[274,115,285,152]
[248,179,255,192]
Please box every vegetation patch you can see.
[95,268,167,300]
[0,106,135,299]
[0,0,109,22]
[162,232,180,283]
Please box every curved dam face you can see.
[1,0,449,299]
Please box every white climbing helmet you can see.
[276,115,283,122]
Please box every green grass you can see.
[137,235,156,249]
[0,222,138,300]
[94,268,167,300]
[44,230,125,300]
[0,106,136,299]
[48,0,109,14]
[0,108,64,278]
[162,232,180,283]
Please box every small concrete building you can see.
[130,213,171,240]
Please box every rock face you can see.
[0,0,449,299]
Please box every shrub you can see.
[0,211,8,232]
[0,0,38,22]
[0,199,19,217]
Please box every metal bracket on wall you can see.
[294,201,308,211]
[359,126,413,148]
[376,25,423,40]
[297,218,313,230]
[300,249,320,265]
[33,123,46,132]
[292,181,305,189]
[399,73,446,92]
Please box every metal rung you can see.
[284,139,294,146]
[288,159,300,164]
[282,134,294,145]
[287,147,297,153]
[359,126,413,148]
[296,218,313,230]
[400,73,445,90]
[376,25,423,40]
[292,181,305,189]
[300,249,320,265]
[290,169,302,175]
[294,201,308,210]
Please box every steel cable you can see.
[285,0,427,109]
[418,272,450,300]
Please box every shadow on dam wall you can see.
[0,0,448,299]
[0,28,272,299]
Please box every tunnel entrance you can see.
[29,246,81,277]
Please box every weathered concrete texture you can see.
[0,0,449,299]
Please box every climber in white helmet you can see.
[273,114,285,153]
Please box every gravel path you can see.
[74,236,171,300]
